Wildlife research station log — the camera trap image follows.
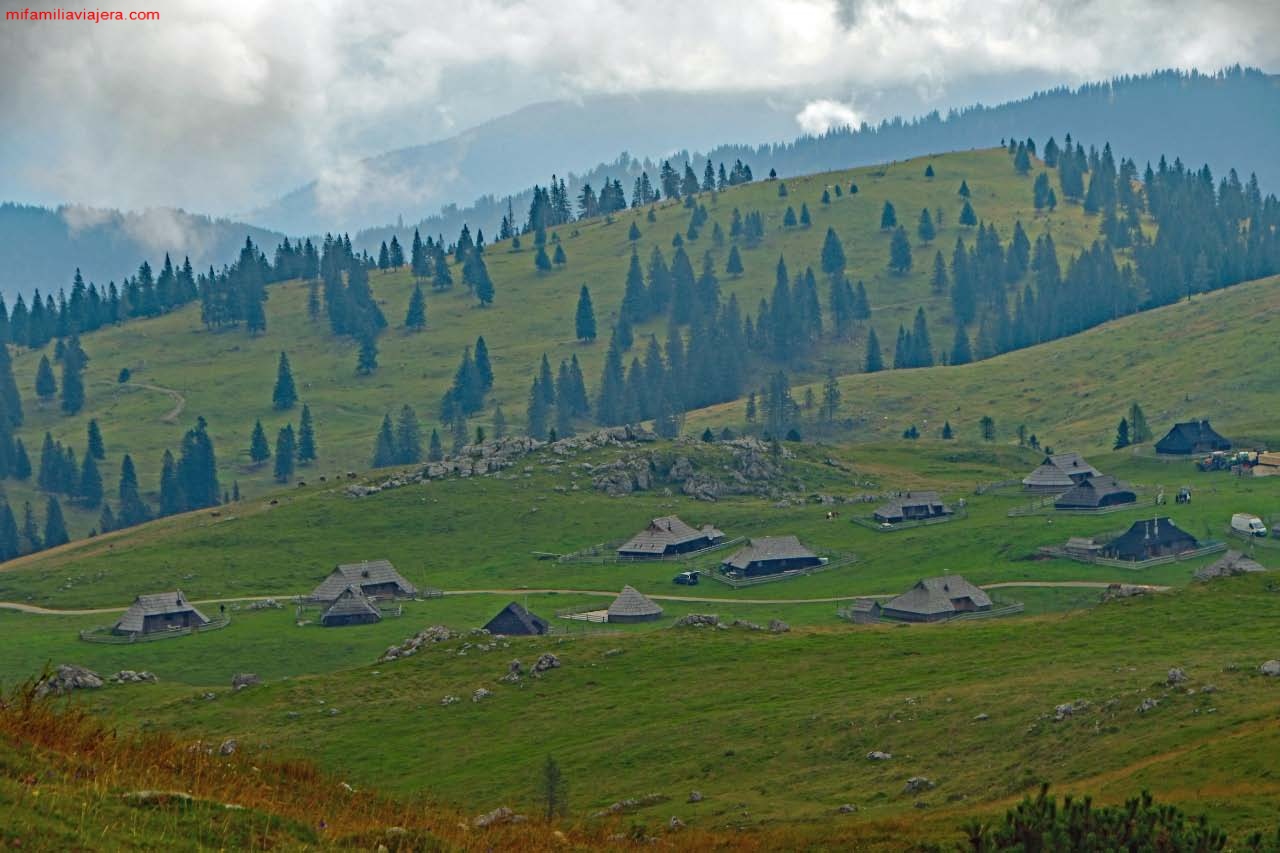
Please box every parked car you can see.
[673,570,700,586]
[1231,513,1268,537]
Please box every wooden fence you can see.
[851,506,968,532]
[1037,541,1227,570]
[1007,497,1156,518]
[80,615,232,644]
[836,601,1024,624]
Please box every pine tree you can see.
[628,221,641,241]
[274,424,296,483]
[427,428,443,462]
[78,452,103,508]
[958,179,971,197]
[249,419,270,463]
[889,226,913,273]
[880,201,897,230]
[820,227,846,276]
[0,342,22,427]
[43,496,68,548]
[12,438,30,480]
[553,244,567,267]
[492,405,507,440]
[159,449,183,516]
[404,284,426,330]
[357,333,378,375]
[534,245,552,273]
[864,327,884,372]
[272,352,297,409]
[821,369,841,422]
[930,250,949,294]
[473,337,494,391]
[394,405,422,464]
[980,415,996,441]
[20,501,40,553]
[177,416,219,509]
[575,285,597,342]
[799,203,811,227]
[950,324,973,365]
[59,336,86,415]
[116,454,150,526]
[98,502,115,534]
[297,404,317,463]
[917,208,936,243]
[725,244,744,277]
[372,414,397,467]
[526,376,550,439]
[959,200,978,226]
[1114,417,1131,449]
[35,354,56,400]
[1129,403,1151,443]
[783,206,797,227]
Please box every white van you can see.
[1230,513,1268,537]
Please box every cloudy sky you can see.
[1,0,1277,218]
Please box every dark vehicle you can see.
[673,570,700,586]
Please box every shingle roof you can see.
[607,585,663,619]
[1055,475,1136,508]
[874,490,950,519]
[1023,452,1100,488]
[320,586,382,624]
[1195,550,1266,581]
[883,575,992,618]
[617,516,723,555]
[113,591,209,633]
[485,601,549,635]
[1156,420,1230,453]
[722,536,816,570]
[309,559,417,601]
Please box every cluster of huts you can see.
[617,515,825,578]
[1064,516,1201,563]
[850,574,994,624]
[1022,451,1137,510]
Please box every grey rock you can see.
[35,664,103,698]
[867,751,893,761]
[674,614,721,628]
[472,688,493,702]
[473,806,518,828]
[1053,699,1089,721]
[533,653,560,673]
[768,619,791,633]
[1259,660,1280,677]
[1166,667,1188,686]
[667,816,685,831]
[1137,697,1160,713]
[973,713,990,721]
[838,803,858,814]
[440,695,459,706]
[218,738,238,756]
[111,670,158,684]
[231,673,261,690]
[687,791,703,803]
[904,776,936,795]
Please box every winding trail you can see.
[123,381,186,424]
[0,581,1170,618]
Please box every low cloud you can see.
[796,99,864,135]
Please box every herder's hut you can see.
[320,586,382,627]
[484,601,550,636]
[880,575,992,622]
[721,536,823,578]
[1155,420,1231,455]
[1054,475,1137,510]
[309,559,417,603]
[606,585,664,623]
[112,591,210,636]
[873,491,952,524]
[1022,453,1100,493]
[616,516,725,559]
[1104,517,1199,561]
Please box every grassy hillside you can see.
[4,148,1104,538]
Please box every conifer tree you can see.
[553,244,567,267]
[43,496,68,548]
[274,424,296,483]
[821,188,831,205]
[394,405,422,464]
[473,337,494,391]
[959,200,978,226]
[492,405,507,440]
[595,334,627,427]
[357,333,379,375]
[12,438,30,480]
[78,452,103,508]
[117,454,151,527]
[20,501,40,553]
[177,416,219,509]
[98,502,115,534]
[427,428,444,462]
[925,164,935,178]
[372,414,397,467]
[389,235,404,268]
[889,226,913,273]
[880,201,897,230]
[249,419,270,463]
[59,335,86,415]
[820,227,846,276]
[958,179,971,197]
[0,502,16,560]
[273,352,298,410]
[377,241,390,270]
[942,421,954,439]
[911,307,934,367]
[1129,403,1151,443]
[864,327,884,372]
[980,415,996,442]
[821,369,841,422]
[297,404,317,463]
[534,245,552,273]
[620,251,649,323]
[1115,417,1131,449]
[628,221,641,241]
[783,206,797,227]
[725,244,744,277]
[930,250,949,294]
[159,449,184,516]
[917,208,936,243]
[35,354,56,400]
[574,285,597,342]
[404,283,426,330]
[526,376,549,439]
[950,324,973,365]
[799,203,811,227]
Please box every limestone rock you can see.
[231,673,260,690]
[1259,660,1280,677]
[903,777,935,795]
[35,664,103,697]
[867,751,893,761]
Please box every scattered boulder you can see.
[674,614,721,628]
[731,619,764,631]
[218,738,238,756]
[472,688,493,703]
[532,653,560,673]
[667,816,685,831]
[590,793,669,818]
[500,660,523,683]
[1053,699,1089,721]
[440,695,459,706]
[1199,684,1217,694]
[768,619,791,633]
[110,670,158,684]
[35,664,103,698]
[973,713,990,721]
[380,625,455,661]
[1137,697,1160,713]
[866,751,893,761]
[1166,667,1188,686]
[1259,660,1280,677]
[904,777,935,795]
[837,803,859,814]
[247,598,283,610]
[1101,583,1149,601]
[473,806,522,828]
[231,673,260,690]
[687,791,703,804]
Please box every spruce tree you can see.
[78,452,103,508]
[0,502,16,560]
[43,496,69,548]
[575,285,597,342]
[820,227,846,276]
[1129,403,1151,443]
[98,502,115,533]
[159,449,184,516]
[951,324,973,365]
[474,337,494,391]
[864,327,884,372]
[273,352,298,409]
[628,221,641,241]
[404,283,426,330]
[35,354,56,400]
[394,405,422,464]
[534,245,552,273]
[59,336,86,415]
[526,376,549,439]
[492,405,507,440]
[941,421,954,439]
[821,369,841,422]
[249,419,271,463]
[372,414,397,467]
[12,438,30,480]
[930,250,949,294]
[427,428,444,462]
[20,501,41,553]
[297,404,317,463]
[958,179,971,197]
[889,227,913,273]
[1115,417,1131,449]
[911,307,934,367]
[0,342,22,427]
[917,208,936,243]
[357,333,379,374]
[799,203,811,226]
[177,416,219,509]
[783,206,797,227]
[725,245,744,277]
[620,250,649,323]
[116,454,150,526]
[880,201,897,230]
[959,200,978,226]
[86,419,105,460]
[552,244,567,267]
[274,424,296,483]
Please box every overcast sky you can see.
[1,0,1277,217]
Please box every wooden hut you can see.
[1155,420,1231,455]
[1054,475,1136,510]
[320,586,382,627]
[607,585,664,623]
[873,491,952,523]
[1104,517,1199,561]
[483,602,550,636]
[112,591,210,636]
[1022,452,1100,493]
[880,575,992,623]
[720,536,823,578]
[616,516,725,559]
[848,598,883,624]
[309,559,417,603]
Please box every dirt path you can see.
[0,581,1169,617]
[123,381,186,424]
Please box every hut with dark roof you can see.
[848,598,883,624]
[720,536,823,578]
[309,559,417,602]
[1022,452,1101,493]
[1104,517,1199,561]
[1054,475,1137,510]
[320,586,382,627]
[1195,550,1265,581]
[607,585,664,623]
[1155,420,1231,455]
[112,591,210,636]
[483,601,550,636]
[616,516,725,559]
[873,491,952,524]
[880,575,992,622]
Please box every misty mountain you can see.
[0,204,284,297]
[248,92,808,236]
